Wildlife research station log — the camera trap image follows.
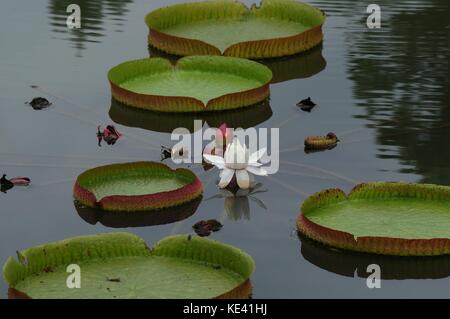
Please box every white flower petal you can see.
[218,168,235,188]
[236,169,250,189]
[224,139,248,169]
[249,148,266,164]
[247,162,263,167]
[246,166,268,176]
[203,154,225,168]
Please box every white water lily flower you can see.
[203,138,268,189]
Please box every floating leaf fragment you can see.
[297,97,316,112]
[304,132,339,152]
[27,97,52,110]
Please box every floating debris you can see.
[304,132,339,151]
[1,175,14,192]
[97,125,122,147]
[161,145,189,162]
[9,177,31,186]
[96,126,104,147]
[161,146,172,161]
[27,97,52,110]
[297,97,316,112]
[192,219,223,237]
[1,174,30,193]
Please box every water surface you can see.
[1,0,450,298]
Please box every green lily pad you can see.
[298,182,450,256]
[146,0,325,58]
[3,233,255,299]
[108,56,272,112]
[73,162,203,212]
[148,44,327,84]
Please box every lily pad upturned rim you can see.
[3,233,255,299]
[73,162,203,212]
[108,56,272,113]
[146,0,326,59]
[298,182,450,256]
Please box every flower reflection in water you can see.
[207,183,267,221]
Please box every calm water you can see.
[1,0,450,298]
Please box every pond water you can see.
[1,0,449,298]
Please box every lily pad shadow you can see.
[75,196,202,228]
[109,98,273,133]
[299,233,450,280]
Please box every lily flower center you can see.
[224,139,249,170]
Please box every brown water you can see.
[1,0,450,298]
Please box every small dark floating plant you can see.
[1,175,31,193]
[297,97,316,112]
[73,162,203,212]
[161,146,172,161]
[160,145,189,162]
[304,132,339,151]
[0,175,14,193]
[298,182,450,256]
[96,125,122,147]
[26,97,52,110]
[193,219,223,237]
[3,233,255,299]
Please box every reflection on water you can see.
[48,0,133,56]
[207,184,267,221]
[148,44,327,84]
[299,234,450,280]
[109,98,273,133]
[343,0,450,184]
[75,196,202,228]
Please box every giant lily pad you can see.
[148,44,327,84]
[299,233,450,280]
[108,56,272,112]
[298,182,450,256]
[109,98,272,133]
[73,162,203,212]
[76,196,202,228]
[146,0,325,59]
[3,233,255,299]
